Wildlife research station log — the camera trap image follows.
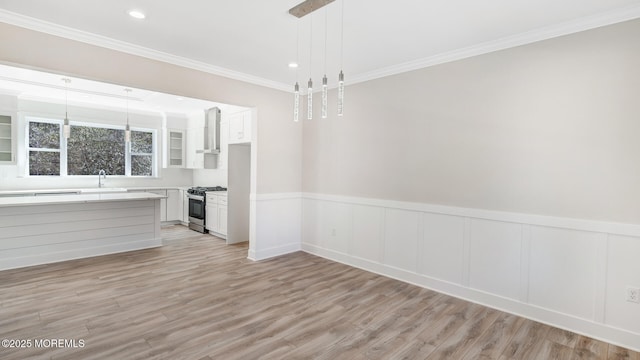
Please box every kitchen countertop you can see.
[0,192,166,207]
[0,186,191,197]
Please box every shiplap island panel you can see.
[0,192,165,271]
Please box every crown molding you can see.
[2,4,640,92]
[348,3,640,86]
[0,10,292,92]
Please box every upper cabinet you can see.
[186,111,205,169]
[167,129,185,168]
[228,110,252,144]
[0,113,15,163]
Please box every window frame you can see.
[25,116,157,178]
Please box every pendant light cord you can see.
[324,8,327,75]
[309,14,313,79]
[340,0,344,69]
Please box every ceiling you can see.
[1,0,640,91]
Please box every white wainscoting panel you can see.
[300,192,640,352]
[468,219,522,300]
[350,205,385,263]
[605,234,640,335]
[383,208,421,273]
[250,193,302,260]
[302,198,321,248]
[420,213,465,284]
[321,201,352,255]
[528,226,600,320]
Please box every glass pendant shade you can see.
[63,117,70,139]
[337,70,344,116]
[307,78,313,120]
[125,123,131,143]
[321,75,328,118]
[124,88,132,143]
[293,82,300,122]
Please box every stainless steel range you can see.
[187,186,227,233]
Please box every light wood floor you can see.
[0,225,638,360]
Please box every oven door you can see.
[188,196,205,221]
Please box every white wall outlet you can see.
[626,286,640,303]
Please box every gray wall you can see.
[303,19,640,224]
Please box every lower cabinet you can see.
[205,192,227,238]
[129,188,182,223]
[166,189,181,222]
[145,190,167,222]
[182,190,189,225]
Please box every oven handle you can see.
[187,194,205,201]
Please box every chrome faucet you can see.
[98,169,106,188]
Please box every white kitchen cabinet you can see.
[0,114,15,163]
[186,112,205,169]
[167,129,185,168]
[145,190,167,222]
[218,205,228,236]
[228,110,251,144]
[129,189,184,223]
[166,189,181,222]
[181,189,189,225]
[205,192,227,238]
[217,119,229,171]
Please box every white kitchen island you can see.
[0,192,166,271]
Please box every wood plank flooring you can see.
[0,225,638,359]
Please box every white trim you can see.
[301,193,640,237]
[252,192,303,201]
[0,10,290,93]
[248,243,301,261]
[348,3,640,86]
[301,242,640,352]
[3,5,640,91]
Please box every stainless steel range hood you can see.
[196,107,221,154]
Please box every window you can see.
[28,121,61,176]
[27,119,155,177]
[131,131,153,176]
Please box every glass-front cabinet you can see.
[0,114,14,163]
[168,129,185,167]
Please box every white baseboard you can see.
[248,242,301,261]
[302,243,640,352]
[300,193,640,352]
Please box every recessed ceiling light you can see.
[128,10,146,19]
[288,62,299,68]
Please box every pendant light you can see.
[62,78,71,139]
[321,8,328,119]
[307,14,313,120]
[337,0,345,116]
[124,88,132,143]
[288,0,343,121]
[293,82,300,122]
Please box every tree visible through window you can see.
[27,119,154,177]
[28,121,61,176]
[67,126,125,175]
[131,131,153,176]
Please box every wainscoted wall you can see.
[301,193,640,351]
[0,199,162,271]
[248,193,301,261]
